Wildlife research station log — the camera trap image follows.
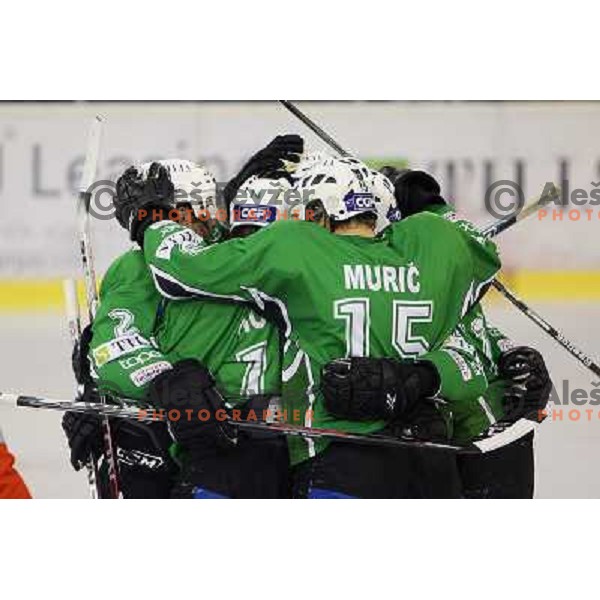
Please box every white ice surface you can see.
[1,303,599,498]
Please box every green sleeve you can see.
[434,306,513,442]
[419,205,513,440]
[425,330,489,405]
[423,318,490,443]
[90,249,172,401]
[142,220,300,315]
[487,324,515,365]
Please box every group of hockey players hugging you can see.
[61,134,553,499]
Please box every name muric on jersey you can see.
[343,263,420,293]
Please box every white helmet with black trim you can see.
[140,159,217,214]
[229,175,296,233]
[293,152,377,224]
[334,156,398,232]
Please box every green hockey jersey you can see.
[89,247,281,406]
[142,215,501,461]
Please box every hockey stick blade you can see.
[473,418,537,453]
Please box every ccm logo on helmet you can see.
[343,192,376,212]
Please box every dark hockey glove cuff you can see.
[148,359,236,456]
[498,346,553,421]
[321,357,441,422]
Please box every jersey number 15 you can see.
[333,298,433,358]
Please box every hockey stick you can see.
[0,391,536,455]
[279,101,351,157]
[76,115,121,498]
[279,101,600,375]
[484,206,600,378]
[491,279,600,378]
[477,185,600,378]
[63,279,99,498]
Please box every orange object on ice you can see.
[0,428,31,499]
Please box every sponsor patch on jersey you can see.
[130,361,172,387]
[118,350,165,371]
[343,191,376,213]
[92,333,153,368]
[231,204,278,226]
[156,229,205,260]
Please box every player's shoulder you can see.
[385,213,477,265]
[389,211,456,240]
[390,210,484,247]
[104,247,145,278]
[101,248,151,294]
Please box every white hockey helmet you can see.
[369,168,400,232]
[323,156,399,231]
[292,150,334,178]
[140,159,217,214]
[229,175,296,232]
[293,152,377,224]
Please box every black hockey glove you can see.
[379,166,446,219]
[114,162,175,245]
[63,390,178,497]
[498,346,553,422]
[321,357,441,422]
[147,359,236,458]
[62,387,104,471]
[394,397,453,442]
[223,134,304,207]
